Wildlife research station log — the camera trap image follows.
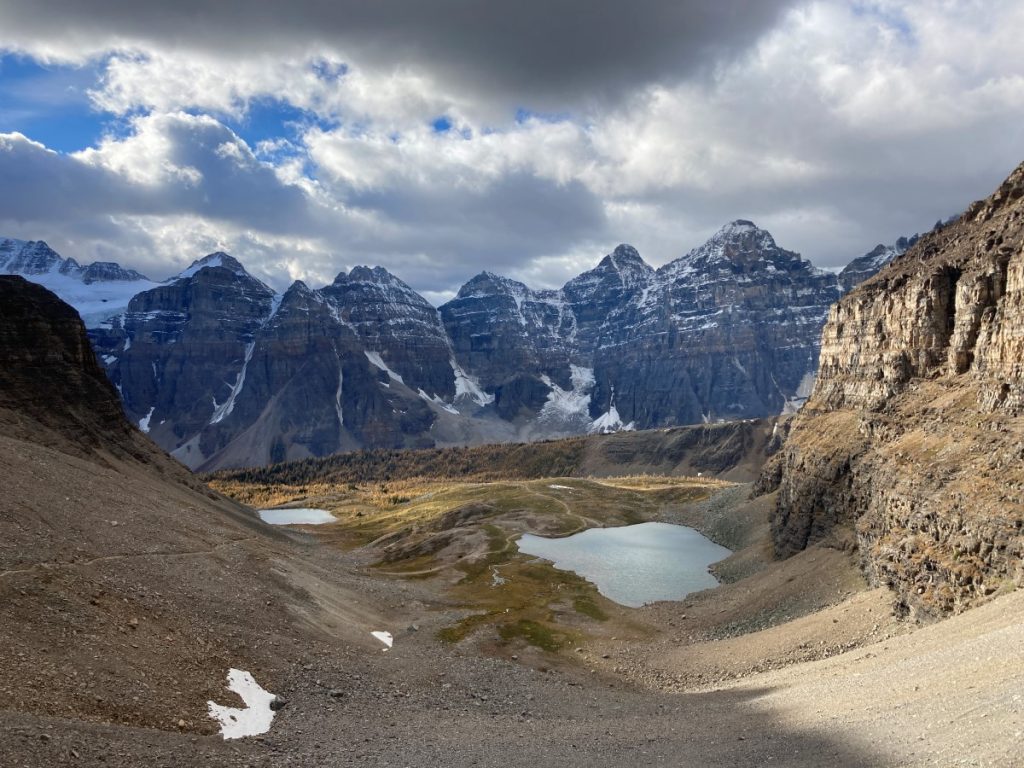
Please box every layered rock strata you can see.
[762,161,1024,618]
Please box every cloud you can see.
[0,1,1023,302]
[0,113,610,292]
[0,1,795,114]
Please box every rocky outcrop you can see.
[763,161,1024,618]
[0,276,156,462]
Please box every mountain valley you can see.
[3,159,1024,765]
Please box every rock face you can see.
[761,161,1024,618]
[6,223,880,470]
[320,266,456,400]
[0,276,149,459]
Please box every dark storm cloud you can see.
[0,1,795,108]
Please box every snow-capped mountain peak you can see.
[0,237,158,327]
[0,238,77,275]
[175,251,250,280]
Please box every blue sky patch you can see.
[0,54,109,152]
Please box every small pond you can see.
[258,508,336,525]
[517,522,731,608]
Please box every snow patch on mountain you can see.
[210,342,255,424]
[782,370,817,415]
[589,402,635,434]
[138,407,155,433]
[419,388,460,415]
[451,359,494,407]
[334,354,345,429]
[364,350,405,384]
[539,365,595,424]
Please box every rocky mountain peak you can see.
[282,279,313,301]
[176,251,249,280]
[565,244,650,293]
[334,265,432,308]
[81,261,150,284]
[588,244,654,288]
[660,219,804,280]
[455,270,530,300]
[707,219,779,253]
[347,265,397,284]
[0,239,77,275]
[838,233,922,292]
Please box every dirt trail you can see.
[0,536,258,579]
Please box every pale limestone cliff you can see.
[763,161,1024,618]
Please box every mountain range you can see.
[2,224,912,469]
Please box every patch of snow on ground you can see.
[490,566,507,587]
[371,631,394,650]
[138,407,155,433]
[364,350,405,384]
[207,668,276,740]
[548,484,574,491]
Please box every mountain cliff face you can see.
[6,223,872,469]
[588,222,840,428]
[93,255,445,469]
[760,161,1024,618]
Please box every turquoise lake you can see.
[517,521,731,608]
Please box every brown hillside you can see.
[208,417,781,487]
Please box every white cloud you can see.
[1,1,1023,299]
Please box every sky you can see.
[0,1,1022,304]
